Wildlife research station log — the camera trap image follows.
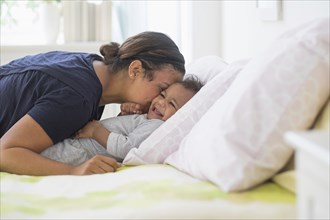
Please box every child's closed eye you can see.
[170,102,177,109]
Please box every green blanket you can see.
[0,164,296,219]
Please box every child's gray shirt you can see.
[41,114,163,165]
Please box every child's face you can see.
[147,83,195,121]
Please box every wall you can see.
[219,0,329,63]
[188,1,223,63]
[2,1,328,64]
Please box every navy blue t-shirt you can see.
[0,51,105,144]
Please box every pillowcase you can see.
[123,58,246,165]
[184,55,228,82]
[166,17,330,192]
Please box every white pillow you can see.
[166,17,330,192]
[123,58,246,165]
[185,55,228,82]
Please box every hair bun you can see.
[100,42,120,64]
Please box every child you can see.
[41,76,203,165]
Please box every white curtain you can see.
[62,0,112,42]
[111,1,189,60]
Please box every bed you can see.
[1,18,329,219]
[1,165,296,219]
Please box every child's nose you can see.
[158,99,166,107]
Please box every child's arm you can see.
[106,119,163,160]
[119,102,151,116]
[119,103,143,115]
[75,120,109,149]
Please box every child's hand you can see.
[120,103,143,115]
[75,120,102,139]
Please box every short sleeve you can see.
[29,85,91,144]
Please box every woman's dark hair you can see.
[100,31,185,79]
[179,75,204,94]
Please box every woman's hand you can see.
[120,103,143,115]
[70,155,121,175]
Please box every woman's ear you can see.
[128,60,143,79]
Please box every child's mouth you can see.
[152,107,163,117]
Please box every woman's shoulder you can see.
[1,51,100,68]
[42,51,102,62]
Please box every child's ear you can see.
[128,60,143,79]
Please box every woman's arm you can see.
[0,115,119,175]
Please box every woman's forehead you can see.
[152,68,183,83]
[166,83,184,93]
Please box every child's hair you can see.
[100,31,185,79]
[179,75,204,94]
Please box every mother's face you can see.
[128,67,183,110]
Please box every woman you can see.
[0,31,185,176]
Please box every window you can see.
[1,0,62,45]
[112,1,192,62]
[0,0,112,45]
